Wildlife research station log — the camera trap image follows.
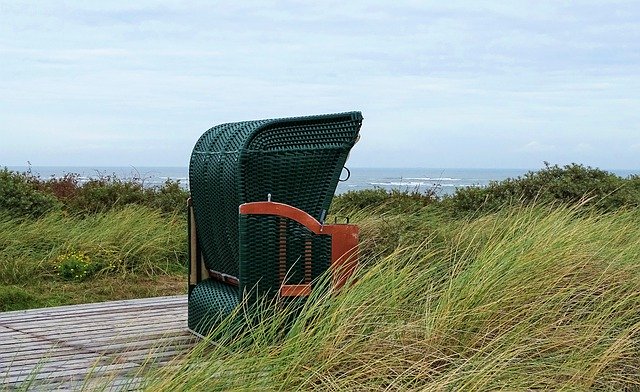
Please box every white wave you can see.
[370,181,431,187]
[405,177,461,181]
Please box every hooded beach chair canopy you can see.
[187,111,363,336]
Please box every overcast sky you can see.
[1,1,639,169]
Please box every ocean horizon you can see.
[5,165,640,197]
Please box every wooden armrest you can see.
[239,201,359,291]
[280,284,312,297]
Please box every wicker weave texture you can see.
[187,278,239,336]
[189,112,362,277]
[238,214,332,302]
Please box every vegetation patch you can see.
[0,204,187,309]
[0,285,39,312]
[146,205,640,390]
[2,163,640,388]
[0,167,188,216]
[0,168,62,218]
[55,250,102,280]
[443,162,640,214]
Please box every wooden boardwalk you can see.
[0,295,196,391]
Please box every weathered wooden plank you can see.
[1,316,182,331]
[0,344,62,360]
[0,306,185,325]
[0,328,184,350]
[1,319,186,338]
[0,303,187,326]
[0,336,191,358]
[1,294,185,314]
[5,356,116,377]
[0,295,196,391]
[50,375,145,392]
[9,348,188,376]
[0,330,32,343]
[1,350,193,384]
[4,300,187,317]
[78,335,197,355]
[0,315,187,338]
[0,335,196,364]
[0,325,13,334]
[57,332,193,350]
[3,356,184,387]
[2,344,193,370]
[0,348,76,365]
[1,330,194,356]
[0,295,187,324]
[0,303,183,323]
[2,352,107,371]
[0,301,187,322]
[8,312,186,328]
[1,320,186,341]
[3,362,140,385]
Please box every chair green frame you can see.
[187,112,362,337]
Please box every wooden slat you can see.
[3,314,185,334]
[3,340,194,365]
[0,295,195,390]
[0,296,185,324]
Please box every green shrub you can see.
[331,187,436,214]
[68,175,147,213]
[0,168,62,218]
[146,179,189,215]
[0,169,189,217]
[0,205,186,283]
[62,174,188,215]
[444,163,640,214]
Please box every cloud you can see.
[1,2,639,167]
[519,141,556,153]
[574,143,595,153]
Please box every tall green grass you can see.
[3,164,640,387]
[0,205,186,310]
[0,205,185,280]
[145,205,640,390]
[0,168,189,310]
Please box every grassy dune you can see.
[0,205,187,310]
[2,165,640,389]
[145,205,640,390]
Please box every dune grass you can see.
[3,164,640,389]
[0,205,187,311]
[143,205,640,390]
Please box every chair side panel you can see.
[239,214,332,302]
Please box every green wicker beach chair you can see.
[187,112,363,337]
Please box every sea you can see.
[6,166,640,197]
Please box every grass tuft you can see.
[0,205,186,310]
[144,205,640,390]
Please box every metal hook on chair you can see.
[339,167,351,182]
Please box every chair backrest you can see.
[189,112,363,278]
